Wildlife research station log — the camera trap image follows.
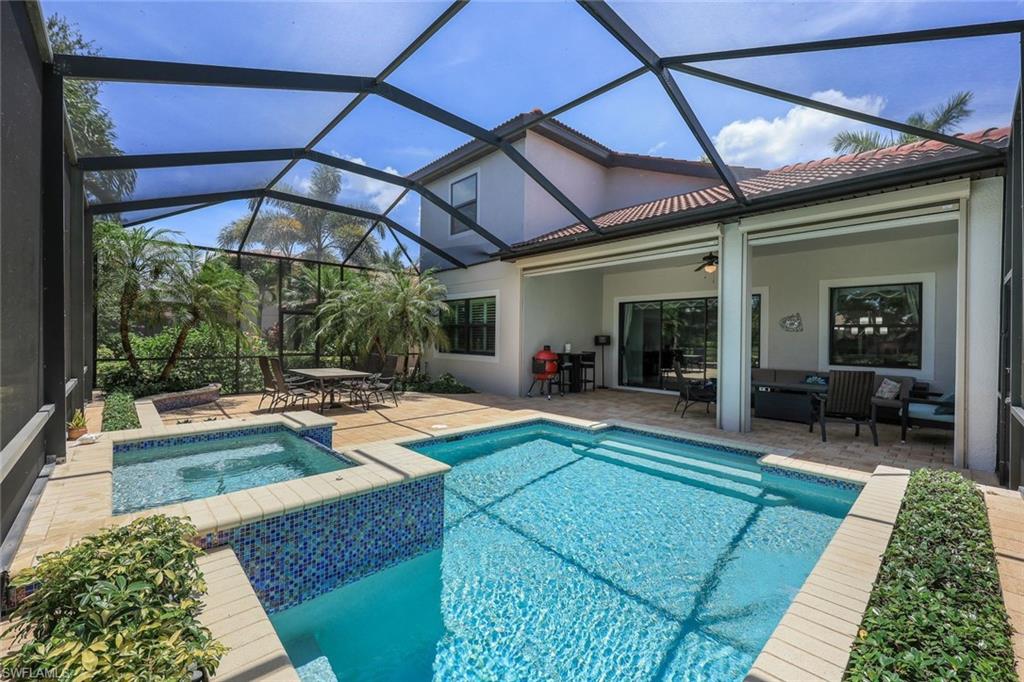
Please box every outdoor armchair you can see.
[810,370,878,446]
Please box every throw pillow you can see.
[875,378,901,400]
[804,375,827,385]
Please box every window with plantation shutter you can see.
[441,296,496,355]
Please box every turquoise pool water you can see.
[272,422,858,681]
[112,430,350,514]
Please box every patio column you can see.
[717,221,752,432]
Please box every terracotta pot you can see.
[67,426,87,441]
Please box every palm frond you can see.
[831,130,888,154]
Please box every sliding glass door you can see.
[619,295,759,391]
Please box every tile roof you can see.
[408,111,764,183]
[519,126,1010,247]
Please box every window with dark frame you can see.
[441,296,496,356]
[617,294,761,390]
[450,173,477,236]
[828,282,923,369]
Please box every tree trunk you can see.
[119,283,140,373]
[159,321,195,381]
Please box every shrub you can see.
[101,391,140,431]
[96,322,269,396]
[1,516,226,681]
[845,469,1016,681]
[403,372,475,394]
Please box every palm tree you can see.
[315,260,449,368]
[153,251,257,380]
[257,165,385,264]
[381,266,450,372]
[94,221,182,373]
[832,91,974,155]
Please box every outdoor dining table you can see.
[288,368,371,413]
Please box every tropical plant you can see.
[218,165,384,264]
[148,251,258,380]
[832,91,974,154]
[66,409,88,430]
[316,261,449,366]
[47,15,136,203]
[94,221,182,373]
[2,516,226,680]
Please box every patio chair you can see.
[367,373,400,407]
[349,373,381,410]
[673,361,716,417]
[257,356,278,411]
[810,370,878,445]
[579,351,596,392]
[268,357,319,411]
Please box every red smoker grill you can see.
[526,345,559,399]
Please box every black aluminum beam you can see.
[42,65,67,460]
[88,188,263,215]
[82,148,511,250]
[265,189,467,268]
[55,54,375,93]
[500,66,648,139]
[236,196,265,252]
[576,0,747,205]
[387,223,421,275]
[670,63,1003,157]
[499,142,604,231]
[662,20,1024,65]
[306,151,510,249]
[255,1,469,243]
[79,148,300,171]
[121,201,225,228]
[342,189,409,267]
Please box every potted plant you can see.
[66,409,88,440]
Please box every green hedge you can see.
[2,516,226,680]
[101,391,140,431]
[403,372,475,394]
[845,468,1016,681]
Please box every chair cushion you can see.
[907,402,955,424]
[935,392,955,415]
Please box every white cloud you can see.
[647,140,668,155]
[329,152,408,213]
[712,90,886,169]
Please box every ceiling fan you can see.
[694,252,718,274]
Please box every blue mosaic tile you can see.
[414,419,766,459]
[198,476,444,613]
[114,423,333,453]
[761,466,863,491]
[298,425,333,448]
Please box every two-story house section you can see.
[409,111,765,269]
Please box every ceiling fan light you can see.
[703,263,717,274]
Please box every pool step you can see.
[577,445,786,507]
[589,437,763,487]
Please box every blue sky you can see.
[50,0,1023,255]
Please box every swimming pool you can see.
[112,427,351,514]
[271,421,858,681]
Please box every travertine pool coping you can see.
[11,409,898,681]
[745,464,911,682]
[8,410,449,574]
[198,547,300,681]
